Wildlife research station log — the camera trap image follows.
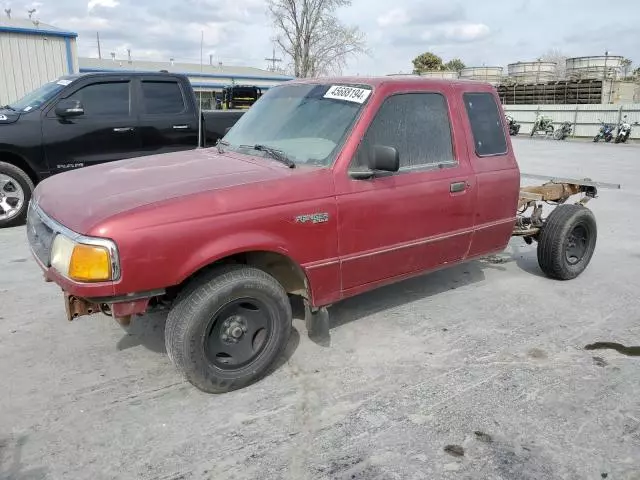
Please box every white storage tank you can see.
[508,61,557,83]
[459,66,503,84]
[565,55,624,80]
[0,16,78,105]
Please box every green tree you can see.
[444,58,465,72]
[412,52,444,74]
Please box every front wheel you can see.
[0,161,34,228]
[554,129,565,140]
[615,135,621,144]
[165,265,292,393]
[536,205,597,280]
[593,135,600,142]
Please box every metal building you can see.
[79,57,294,110]
[0,16,78,105]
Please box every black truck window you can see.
[463,92,507,156]
[141,81,186,114]
[66,82,130,116]
[353,93,455,170]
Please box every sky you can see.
[3,0,639,75]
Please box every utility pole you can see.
[209,54,213,66]
[265,46,282,72]
[97,32,102,59]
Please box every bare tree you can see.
[540,48,567,80]
[268,0,366,78]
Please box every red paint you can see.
[32,77,520,309]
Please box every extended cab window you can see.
[65,82,130,116]
[353,93,455,170]
[464,92,507,156]
[141,81,186,114]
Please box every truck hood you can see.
[34,148,298,234]
[0,109,21,124]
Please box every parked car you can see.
[27,77,605,394]
[0,72,245,227]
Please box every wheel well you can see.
[172,251,310,300]
[0,151,39,185]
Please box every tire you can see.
[0,161,34,228]
[165,265,292,393]
[554,129,564,140]
[593,135,600,142]
[530,125,537,137]
[536,205,597,280]
[615,135,621,144]
[605,134,612,143]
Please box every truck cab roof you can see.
[286,75,497,90]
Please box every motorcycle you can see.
[506,115,521,136]
[614,115,636,144]
[530,115,554,136]
[593,119,614,143]
[554,121,572,140]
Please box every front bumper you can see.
[26,202,160,322]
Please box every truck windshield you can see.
[223,83,371,166]
[9,80,68,112]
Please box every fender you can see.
[174,230,325,303]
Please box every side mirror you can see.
[55,100,84,118]
[369,145,399,173]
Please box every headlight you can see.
[50,234,117,282]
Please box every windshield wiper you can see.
[1,105,15,111]
[240,144,295,168]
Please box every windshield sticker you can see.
[23,106,33,112]
[323,85,371,104]
[56,79,72,86]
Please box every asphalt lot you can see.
[1,138,640,480]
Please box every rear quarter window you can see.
[463,92,507,156]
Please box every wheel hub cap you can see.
[0,173,25,222]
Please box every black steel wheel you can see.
[166,265,292,393]
[537,205,597,280]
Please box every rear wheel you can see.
[0,162,34,228]
[165,265,292,393]
[537,205,597,280]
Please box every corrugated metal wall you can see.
[0,33,77,105]
[504,104,640,139]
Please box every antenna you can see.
[4,8,11,18]
[197,30,203,149]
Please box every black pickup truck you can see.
[0,72,245,227]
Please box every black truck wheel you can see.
[536,205,597,280]
[0,161,34,228]
[165,265,292,393]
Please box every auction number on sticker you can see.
[323,85,371,104]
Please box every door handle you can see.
[113,127,134,133]
[172,125,190,129]
[450,181,467,193]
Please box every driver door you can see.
[335,89,477,293]
[42,79,142,174]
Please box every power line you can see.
[265,45,282,72]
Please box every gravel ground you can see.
[1,138,639,480]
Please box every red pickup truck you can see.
[26,76,603,393]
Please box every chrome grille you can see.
[26,202,55,266]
